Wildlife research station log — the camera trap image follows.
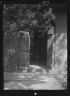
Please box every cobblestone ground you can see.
[4,65,66,90]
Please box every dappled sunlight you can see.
[4,32,67,90]
[49,32,67,89]
[55,32,67,72]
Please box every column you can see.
[47,27,55,70]
[18,31,30,71]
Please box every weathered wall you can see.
[4,34,18,72]
[4,31,30,72]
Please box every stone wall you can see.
[18,31,30,68]
[4,31,30,72]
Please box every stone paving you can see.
[4,66,66,90]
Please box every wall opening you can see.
[30,26,55,70]
[30,28,47,68]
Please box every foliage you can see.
[3,3,56,39]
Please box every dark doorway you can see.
[30,29,47,67]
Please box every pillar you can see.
[18,31,30,71]
[47,27,55,70]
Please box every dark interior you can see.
[30,29,47,67]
